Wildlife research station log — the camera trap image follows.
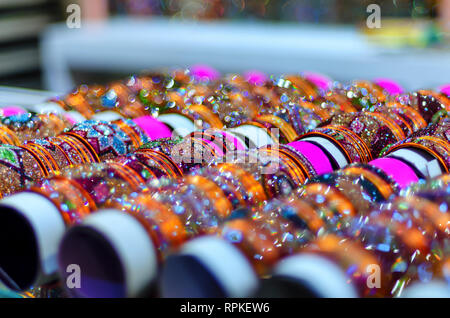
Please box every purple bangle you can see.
[369,158,419,189]
[287,141,333,175]
[133,116,172,140]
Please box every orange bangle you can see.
[342,166,396,200]
[61,133,100,163]
[299,101,331,120]
[128,195,188,260]
[136,149,183,178]
[285,75,319,99]
[302,183,357,218]
[258,146,307,186]
[51,136,89,165]
[329,126,373,162]
[184,175,233,219]
[354,80,386,102]
[255,114,299,143]
[0,125,20,145]
[113,119,142,150]
[18,145,48,176]
[188,104,224,129]
[30,176,97,225]
[107,162,147,192]
[22,143,60,175]
[386,102,427,132]
[217,163,267,204]
[323,93,357,113]
[366,112,406,142]
[64,91,95,119]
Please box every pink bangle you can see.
[369,158,419,189]
[133,116,172,140]
[373,78,404,95]
[303,72,332,91]
[244,71,268,86]
[287,141,333,175]
[439,84,450,97]
[191,64,220,82]
[2,106,27,117]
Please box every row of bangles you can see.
[0,66,449,298]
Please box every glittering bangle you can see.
[106,162,147,191]
[285,75,319,99]
[137,137,185,176]
[184,175,233,219]
[186,104,224,129]
[60,162,147,206]
[189,131,226,157]
[327,125,373,162]
[216,163,267,204]
[145,178,231,238]
[300,125,372,164]
[66,120,140,161]
[354,80,387,102]
[113,119,143,150]
[326,112,405,157]
[191,166,248,209]
[386,102,427,133]
[48,136,90,165]
[58,134,100,163]
[308,172,380,213]
[133,150,182,178]
[414,90,450,123]
[277,144,318,180]
[373,105,414,136]
[366,112,406,142]
[342,164,400,200]
[219,218,285,275]
[29,176,96,225]
[422,117,449,143]
[114,154,161,181]
[300,183,357,219]
[64,88,96,119]
[390,196,450,237]
[322,92,358,113]
[298,101,331,121]
[254,114,299,143]
[123,194,187,261]
[25,139,72,168]
[258,145,308,192]
[0,125,20,145]
[0,113,71,144]
[218,197,322,276]
[278,196,326,235]
[20,143,60,176]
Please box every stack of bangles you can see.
[0,68,449,299]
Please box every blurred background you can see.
[1,0,450,94]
